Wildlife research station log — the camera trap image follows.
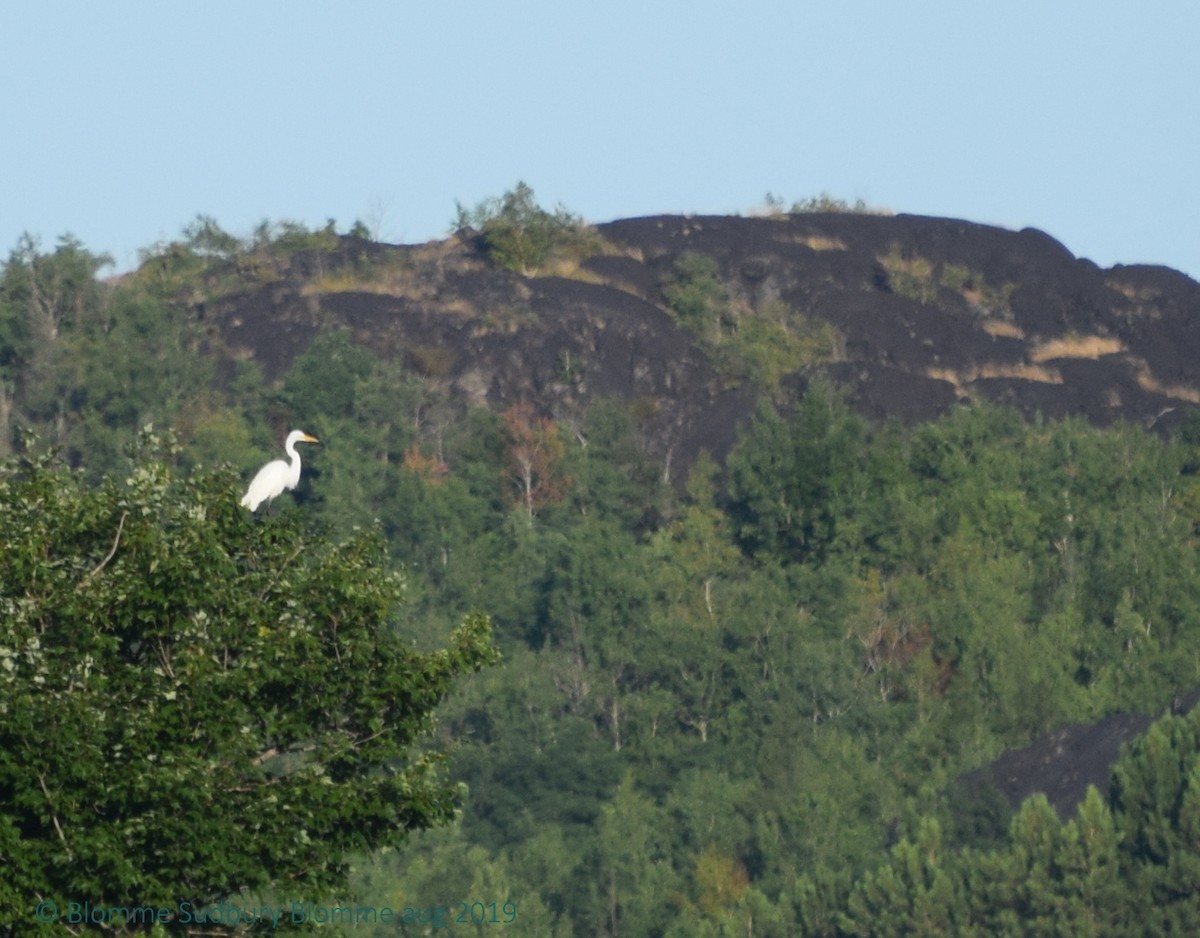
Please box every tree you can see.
[651,454,743,626]
[1108,711,1200,932]
[0,233,112,344]
[1051,787,1125,936]
[280,329,376,423]
[454,181,587,275]
[0,430,498,935]
[662,253,729,341]
[0,234,114,457]
[842,817,965,936]
[181,214,242,260]
[352,828,559,938]
[593,776,678,936]
[727,383,866,563]
[503,402,571,522]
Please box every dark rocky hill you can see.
[209,210,1200,484]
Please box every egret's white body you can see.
[240,430,319,512]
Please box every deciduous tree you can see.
[503,402,571,522]
[0,431,498,936]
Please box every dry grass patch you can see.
[924,367,971,399]
[785,233,848,251]
[535,256,608,284]
[1106,279,1160,302]
[976,363,1063,384]
[1107,281,1139,301]
[925,367,960,385]
[303,270,411,297]
[1030,335,1126,362]
[302,273,481,320]
[981,320,1024,339]
[1134,370,1200,403]
[925,363,1063,387]
[881,252,934,281]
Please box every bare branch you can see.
[77,511,128,590]
[37,773,71,856]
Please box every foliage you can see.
[757,192,885,215]
[878,243,1017,315]
[788,192,880,214]
[827,708,1200,934]
[6,224,1200,934]
[281,329,377,424]
[877,244,939,304]
[727,383,867,562]
[661,254,844,392]
[0,233,113,345]
[181,214,242,260]
[723,302,843,391]
[0,431,498,935]
[453,182,595,275]
[254,218,341,256]
[502,402,572,521]
[132,216,351,299]
[662,252,729,339]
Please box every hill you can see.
[202,209,1200,484]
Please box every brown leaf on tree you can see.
[503,401,572,519]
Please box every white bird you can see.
[240,430,319,512]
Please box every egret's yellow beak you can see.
[301,434,319,444]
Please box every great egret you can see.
[240,430,319,512]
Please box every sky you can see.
[2,2,1197,278]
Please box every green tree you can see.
[353,827,560,938]
[181,213,243,260]
[0,234,114,456]
[280,329,376,424]
[454,182,588,275]
[67,287,215,475]
[662,252,729,341]
[593,776,678,936]
[727,383,866,563]
[0,233,112,344]
[1051,787,1125,936]
[1109,711,1200,931]
[0,431,498,935]
[650,453,743,627]
[842,817,964,936]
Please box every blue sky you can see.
[3,2,1197,277]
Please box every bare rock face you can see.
[956,711,1156,823]
[209,213,1200,483]
[951,688,1200,838]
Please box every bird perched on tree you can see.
[240,430,319,512]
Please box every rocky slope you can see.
[209,210,1200,485]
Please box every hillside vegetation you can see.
[4,190,1200,934]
